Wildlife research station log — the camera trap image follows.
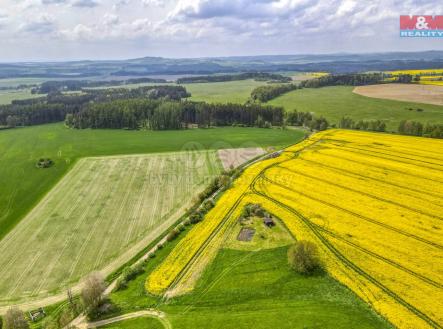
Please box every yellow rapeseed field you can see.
[146,130,443,329]
[387,69,443,76]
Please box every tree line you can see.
[177,72,291,84]
[65,99,285,130]
[0,86,189,128]
[250,83,298,102]
[286,110,329,131]
[299,73,386,88]
[32,77,168,94]
[339,116,387,132]
[398,120,443,138]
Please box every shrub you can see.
[288,240,322,275]
[149,253,156,259]
[4,308,29,329]
[189,212,202,224]
[81,273,106,316]
[167,229,180,241]
[157,243,164,249]
[178,224,186,232]
[202,199,215,211]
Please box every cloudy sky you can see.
[1,0,442,61]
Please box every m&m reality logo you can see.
[400,15,443,37]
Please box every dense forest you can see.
[32,78,168,94]
[177,72,291,84]
[300,73,386,88]
[250,83,298,102]
[0,86,188,127]
[65,99,285,130]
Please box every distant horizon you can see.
[2,49,443,64]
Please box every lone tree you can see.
[288,240,322,275]
[81,272,106,312]
[4,308,29,329]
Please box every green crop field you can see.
[0,123,304,245]
[185,80,267,104]
[269,86,443,131]
[0,89,42,105]
[0,150,222,304]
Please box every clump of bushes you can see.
[197,174,231,202]
[4,307,29,329]
[36,158,54,168]
[114,263,145,291]
[167,228,181,242]
[288,240,322,275]
[242,203,266,218]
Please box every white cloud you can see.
[19,14,56,34]
[71,0,99,8]
[1,0,443,60]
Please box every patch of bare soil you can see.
[218,147,265,170]
[353,83,443,106]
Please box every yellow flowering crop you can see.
[146,129,443,328]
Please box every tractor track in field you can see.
[277,165,443,221]
[317,149,443,185]
[313,224,443,289]
[249,176,442,329]
[338,144,443,169]
[259,173,443,250]
[295,157,443,203]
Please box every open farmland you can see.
[184,79,267,103]
[0,89,42,105]
[0,123,304,243]
[0,151,221,305]
[269,86,443,131]
[147,130,443,329]
[353,83,443,106]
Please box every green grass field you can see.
[269,86,443,131]
[185,80,267,104]
[0,89,42,105]
[108,242,391,328]
[0,123,304,243]
[0,151,221,304]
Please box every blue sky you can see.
[1,0,443,61]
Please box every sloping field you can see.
[217,147,265,170]
[146,130,443,329]
[0,151,221,305]
[268,86,443,131]
[353,83,443,106]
